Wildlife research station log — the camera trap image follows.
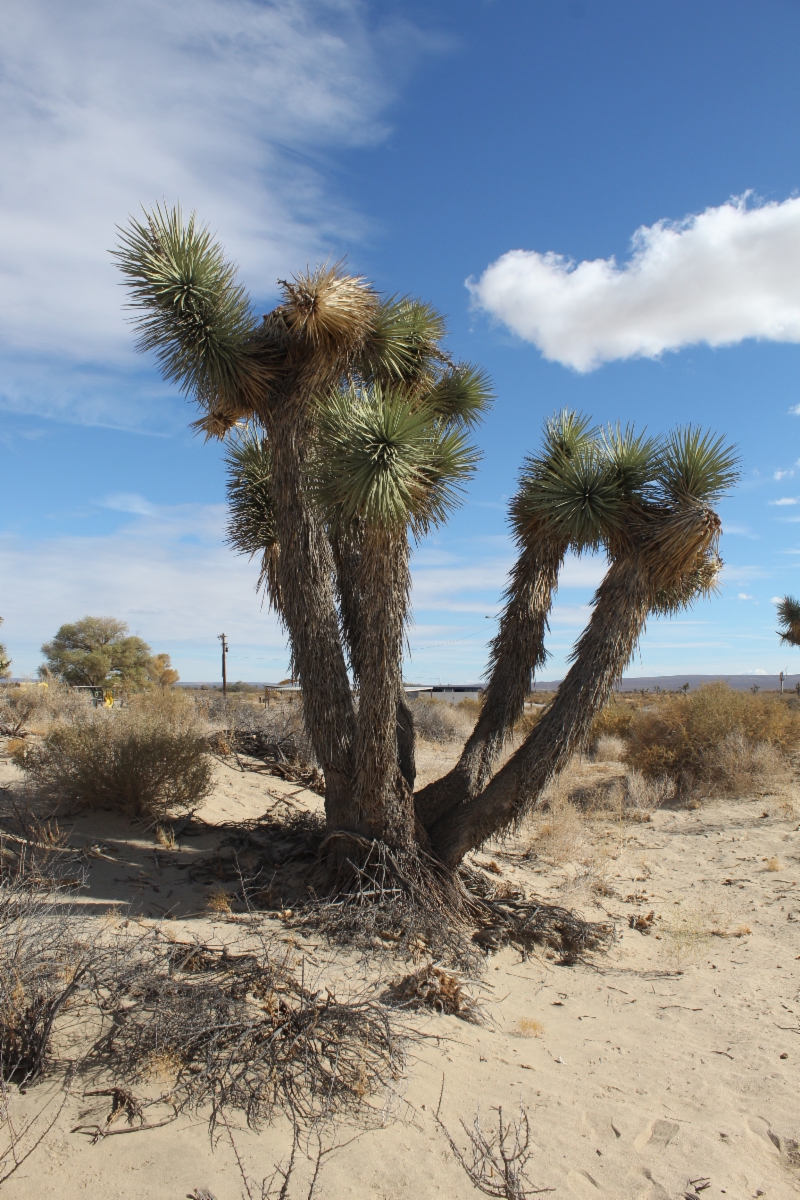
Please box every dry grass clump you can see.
[408,697,475,745]
[593,734,626,762]
[625,683,799,796]
[661,897,747,965]
[516,1017,544,1038]
[388,963,480,1021]
[530,790,585,864]
[16,702,213,822]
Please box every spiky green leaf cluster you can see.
[224,427,279,600]
[313,384,480,534]
[660,427,741,502]
[777,594,800,648]
[113,205,260,410]
[359,298,447,386]
[511,411,739,553]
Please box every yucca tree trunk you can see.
[427,555,651,867]
[332,526,416,793]
[415,540,565,826]
[266,407,357,828]
[352,527,415,847]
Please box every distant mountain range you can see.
[532,674,800,693]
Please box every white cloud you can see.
[0,0,434,425]
[0,502,288,677]
[790,405,800,415]
[738,592,754,600]
[409,547,608,615]
[774,470,792,481]
[770,496,799,505]
[468,195,800,371]
[772,596,784,603]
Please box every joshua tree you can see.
[777,596,800,649]
[115,206,738,875]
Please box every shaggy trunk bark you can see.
[266,406,357,829]
[427,556,651,867]
[396,687,416,791]
[333,526,416,793]
[352,527,415,847]
[415,540,564,826]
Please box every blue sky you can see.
[3,0,800,683]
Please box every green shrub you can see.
[624,683,800,795]
[19,705,213,822]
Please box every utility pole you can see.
[218,633,229,698]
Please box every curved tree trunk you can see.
[416,540,565,826]
[427,555,651,867]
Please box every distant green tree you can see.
[0,618,10,680]
[39,617,170,689]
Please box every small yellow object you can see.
[103,691,114,708]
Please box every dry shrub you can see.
[435,1103,542,1200]
[203,692,317,765]
[18,704,213,822]
[589,698,635,746]
[205,886,233,914]
[408,697,474,745]
[0,683,88,739]
[96,937,405,1132]
[625,683,800,796]
[0,874,101,1092]
[388,963,479,1021]
[0,872,407,1169]
[623,769,676,810]
[594,734,626,762]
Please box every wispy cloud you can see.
[721,564,770,582]
[770,496,799,505]
[738,592,754,600]
[468,194,800,371]
[0,0,438,427]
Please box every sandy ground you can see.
[1,746,799,1200]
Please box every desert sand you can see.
[0,745,798,1200]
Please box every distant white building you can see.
[427,684,484,705]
